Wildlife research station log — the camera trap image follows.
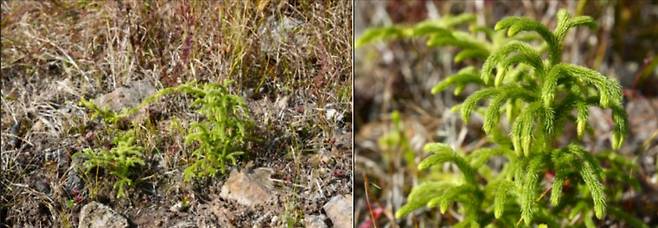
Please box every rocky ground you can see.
[1,1,352,227]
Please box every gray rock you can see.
[323,194,352,228]
[78,202,128,228]
[94,80,156,112]
[169,201,185,212]
[304,214,328,228]
[220,169,274,207]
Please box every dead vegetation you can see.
[1,0,351,227]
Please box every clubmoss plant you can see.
[79,80,252,196]
[181,81,251,182]
[359,10,643,227]
[76,129,145,198]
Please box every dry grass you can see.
[1,0,351,226]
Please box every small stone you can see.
[323,194,353,228]
[304,214,328,228]
[78,202,129,228]
[251,167,275,189]
[169,202,184,212]
[325,108,338,121]
[94,80,156,112]
[220,169,274,207]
